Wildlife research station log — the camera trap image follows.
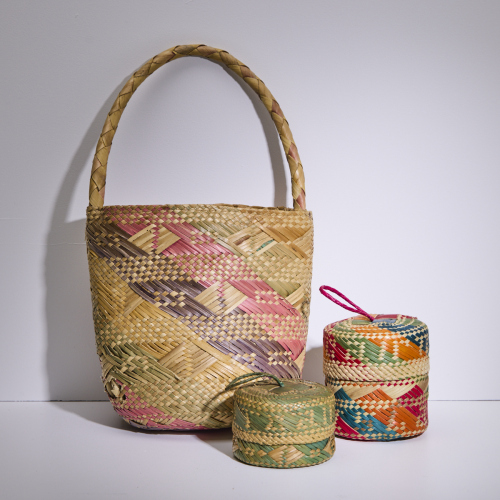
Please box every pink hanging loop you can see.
[319,286,375,321]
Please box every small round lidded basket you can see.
[321,286,430,441]
[227,373,336,468]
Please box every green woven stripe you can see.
[233,436,335,468]
[232,380,336,444]
[335,336,404,364]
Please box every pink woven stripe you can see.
[325,338,369,368]
[110,383,207,430]
[396,385,426,418]
[231,280,300,317]
[117,222,148,236]
[277,338,306,359]
[229,280,306,359]
[161,221,232,256]
[171,253,259,282]
[336,418,365,440]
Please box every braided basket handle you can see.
[225,372,284,391]
[89,44,307,210]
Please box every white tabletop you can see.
[1,401,498,500]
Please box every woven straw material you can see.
[327,375,429,440]
[231,377,336,468]
[232,436,335,469]
[323,314,429,441]
[324,314,429,382]
[86,45,313,430]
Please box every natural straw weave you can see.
[86,45,314,430]
[228,373,336,468]
[324,314,429,440]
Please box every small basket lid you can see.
[324,314,429,382]
[319,286,429,382]
[237,377,332,401]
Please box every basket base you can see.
[126,417,209,431]
[328,377,429,441]
[232,436,335,468]
[335,429,427,442]
[105,380,217,430]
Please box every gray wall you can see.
[1,0,499,401]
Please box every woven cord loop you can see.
[89,44,307,210]
[225,372,284,391]
[319,286,375,321]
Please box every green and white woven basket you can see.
[228,373,336,468]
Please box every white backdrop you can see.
[1,0,499,401]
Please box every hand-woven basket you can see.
[324,315,429,440]
[228,373,336,468]
[321,287,429,441]
[86,45,314,430]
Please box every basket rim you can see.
[324,314,426,330]
[235,379,333,401]
[87,202,313,215]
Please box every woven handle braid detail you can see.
[89,44,307,210]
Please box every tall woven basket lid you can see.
[235,378,334,408]
[85,44,314,431]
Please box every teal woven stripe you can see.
[334,387,400,439]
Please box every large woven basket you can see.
[228,373,336,468]
[324,314,429,440]
[86,44,314,430]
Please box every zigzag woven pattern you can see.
[323,314,429,440]
[327,375,429,440]
[87,204,313,429]
[324,314,429,381]
[86,45,313,430]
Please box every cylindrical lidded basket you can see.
[229,374,336,468]
[324,313,429,441]
[86,45,314,430]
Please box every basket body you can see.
[323,314,429,440]
[87,204,313,429]
[232,379,335,468]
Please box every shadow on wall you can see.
[302,346,324,384]
[44,77,129,401]
[44,58,288,402]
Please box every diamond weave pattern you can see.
[87,203,313,429]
